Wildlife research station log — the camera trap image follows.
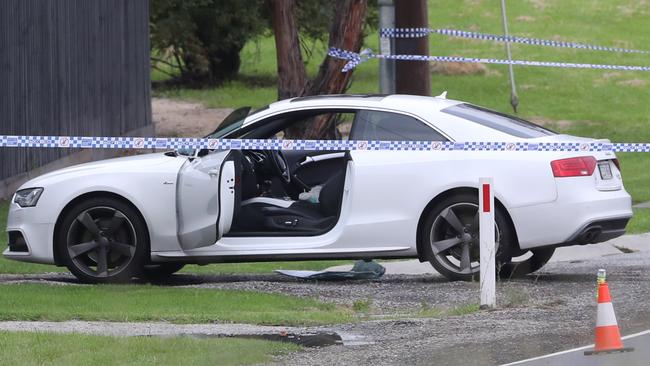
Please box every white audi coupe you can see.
[3,94,632,283]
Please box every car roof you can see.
[266,94,463,113]
[242,94,519,141]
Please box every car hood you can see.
[20,153,186,188]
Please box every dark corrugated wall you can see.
[0,0,151,180]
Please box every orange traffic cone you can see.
[584,281,634,355]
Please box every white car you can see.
[3,94,632,283]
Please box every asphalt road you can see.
[505,330,649,366]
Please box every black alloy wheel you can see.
[422,193,514,281]
[58,197,148,283]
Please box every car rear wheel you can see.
[57,197,148,283]
[499,248,555,278]
[421,193,514,281]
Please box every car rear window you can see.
[441,103,556,138]
[352,110,447,141]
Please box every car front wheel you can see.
[57,197,148,283]
[421,193,514,281]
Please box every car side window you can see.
[351,110,447,141]
[272,111,355,140]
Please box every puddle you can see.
[151,331,374,347]
[238,332,343,347]
[186,332,344,348]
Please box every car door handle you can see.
[208,169,219,178]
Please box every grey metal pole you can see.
[378,0,395,94]
[500,0,519,113]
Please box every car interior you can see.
[209,107,448,237]
[223,110,354,236]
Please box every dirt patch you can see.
[527,0,548,10]
[600,72,624,81]
[618,1,649,17]
[430,61,488,76]
[617,79,647,88]
[516,15,536,22]
[152,98,233,138]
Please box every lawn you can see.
[0,283,351,325]
[0,331,298,366]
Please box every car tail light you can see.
[551,156,597,177]
[612,158,621,171]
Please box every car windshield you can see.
[205,105,271,139]
[206,106,252,139]
[441,103,556,138]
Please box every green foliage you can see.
[0,332,299,366]
[150,0,266,82]
[150,0,378,84]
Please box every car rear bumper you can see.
[563,217,630,246]
[510,177,633,249]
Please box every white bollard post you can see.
[479,177,496,309]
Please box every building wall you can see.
[0,0,151,191]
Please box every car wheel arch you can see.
[52,191,151,266]
[415,187,520,262]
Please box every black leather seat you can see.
[235,171,345,232]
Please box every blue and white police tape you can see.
[380,28,650,55]
[2,135,650,153]
[327,47,650,73]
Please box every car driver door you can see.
[176,150,239,250]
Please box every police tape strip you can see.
[329,48,650,73]
[328,47,650,73]
[380,28,650,55]
[2,135,650,153]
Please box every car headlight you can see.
[13,188,44,207]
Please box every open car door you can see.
[176,150,240,250]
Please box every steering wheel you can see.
[267,149,291,184]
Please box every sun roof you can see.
[290,94,388,103]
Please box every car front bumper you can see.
[3,201,56,264]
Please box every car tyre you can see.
[57,197,148,284]
[421,193,514,281]
[499,248,555,278]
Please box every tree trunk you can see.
[269,0,368,139]
[394,0,430,96]
[268,0,308,100]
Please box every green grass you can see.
[0,283,352,325]
[0,331,298,366]
[626,209,650,234]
